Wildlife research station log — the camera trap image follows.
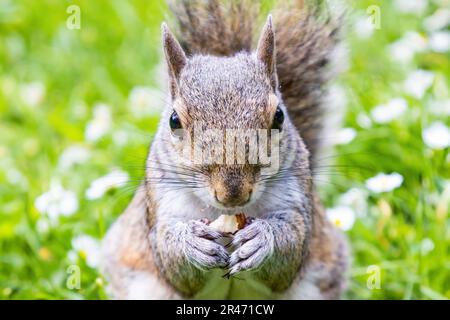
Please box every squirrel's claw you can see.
[225,220,274,276]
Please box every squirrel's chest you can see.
[194,270,275,300]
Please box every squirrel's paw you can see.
[226,219,274,277]
[184,220,229,270]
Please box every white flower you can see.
[19,82,45,107]
[388,40,414,63]
[72,235,101,268]
[85,169,129,200]
[357,113,372,128]
[58,145,91,169]
[394,0,427,15]
[335,128,356,145]
[338,187,368,217]
[421,238,435,255]
[423,8,450,32]
[422,121,450,149]
[429,31,450,52]
[366,173,404,193]
[35,183,78,221]
[326,206,356,231]
[85,103,112,142]
[403,70,434,99]
[371,98,408,123]
[128,86,164,117]
[354,16,375,39]
[388,32,427,63]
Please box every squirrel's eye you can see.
[272,106,284,130]
[169,111,182,131]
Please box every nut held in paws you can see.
[209,213,246,234]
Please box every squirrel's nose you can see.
[214,183,253,208]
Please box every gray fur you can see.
[101,0,348,300]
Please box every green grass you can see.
[0,0,449,299]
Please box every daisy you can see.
[403,70,434,99]
[371,98,407,123]
[357,113,372,128]
[422,121,450,150]
[58,145,91,169]
[421,238,435,255]
[85,169,129,200]
[326,206,356,231]
[72,235,101,268]
[334,128,356,145]
[394,0,427,15]
[429,31,450,53]
[35,182,78,221]
[366,173,404,193]
[85,103,112,142]
[388,32,427,63]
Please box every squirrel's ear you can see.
[256,15,277,88]
[161,22,187,96]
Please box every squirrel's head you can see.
[157,16,301,210]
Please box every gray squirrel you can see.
[102,0,349,299]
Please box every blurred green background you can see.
[0,0,449,299]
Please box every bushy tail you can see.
[167,0,257,55]
[167,0,344,167]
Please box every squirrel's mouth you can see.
[210,201,252,211]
